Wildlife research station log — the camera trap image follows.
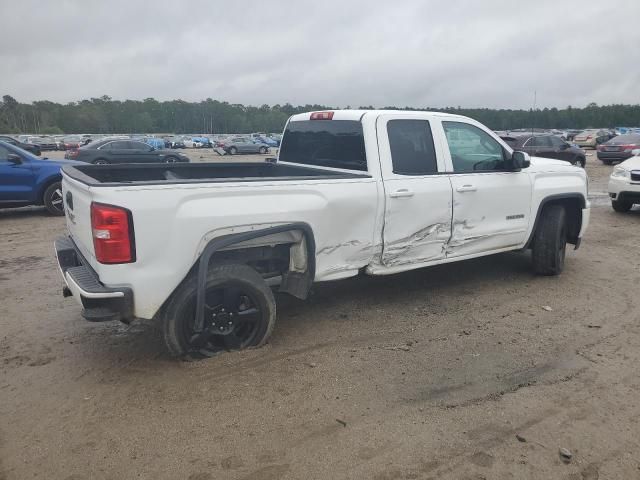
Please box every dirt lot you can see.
[1,154,639,480]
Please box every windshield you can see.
[279,120,367,171]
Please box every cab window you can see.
[443,121,507,172]
[387,119,438,175]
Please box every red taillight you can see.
[586,136,592,139]
[67,149,79,158]
[310,111,334,120]
[91,203,135,264]
[623,144,637,151]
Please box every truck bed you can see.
[62,162,369,186]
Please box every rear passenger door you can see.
[440,120,532,257]
[377,115,453,268]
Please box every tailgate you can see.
[61,171,96,266]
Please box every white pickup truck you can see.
[55,110,590,358]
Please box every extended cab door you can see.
[439,120,532,257]
[376,114,453,269]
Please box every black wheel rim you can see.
[50,187,64,213]
[183,282,264,356]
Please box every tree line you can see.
[1,95,639,135]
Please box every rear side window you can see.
[279,120,367,171]
[387,120,438,175]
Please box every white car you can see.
[55,110,590,358]
[608,150,640,212]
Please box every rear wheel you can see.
[576,157,586,168]
[228,147,237,155]
[601,159,613,165]
[612,199,632,213]
[532,205,567,276]
[164,156,178,163]
[93,158,109,165]
[162,264,276,359]
[259,146,267,154]
[43,181,64,216]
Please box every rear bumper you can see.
[55,236,134,322]
[597,151,633,161]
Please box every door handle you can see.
[456,185,477,193]
[389,188,415,198]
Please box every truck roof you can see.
[288,109,467,122]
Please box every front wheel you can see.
[532,205,567,276]
[43,182,64,216]
[601,159,613,165]
[259,146,267,154]
[164,156,178,163]
[576,157,586,168]
[162,264,276,359]
[612,199,632,213]
[228,147,237,155]
[93,158,109,165]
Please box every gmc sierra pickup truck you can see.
[55,110,590,358]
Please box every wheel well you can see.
[527,195,584,248]
[37,176,62,205]
[210,244,292,280]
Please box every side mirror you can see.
[7,153,22,164]
[560,143,570,150]
[510,151,530,170]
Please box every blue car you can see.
[254,136,279,147]
[0,141,83,215]
[144,138,166,150]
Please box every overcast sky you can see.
[2,0,639,109]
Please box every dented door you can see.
[376,114,453,268]
[440,120,533,258]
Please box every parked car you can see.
[64,138,189,164]
[191,137,212,148]
[26,136,58,151]
[0,140,83,215]
[219,137,269,155]
[0,135,41,156]
[500,134,586,167]
[144,138,166,150]
[162,136,186,149]
[607,150,640,212]
[254,136,279,147]
[60,135,83,151]
[55,110,589,358]
[573,129,613,148]
[597,134,640,165]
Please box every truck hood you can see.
[527,156,575,171]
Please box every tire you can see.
[162,264,276,359]
[93,158,109,165]
[259,146,267,154]
[601,159,613,165]
[576,157,586,168]
[228,147,237,155]
[532,204,567,276]
[164,156,178,163]
[612,199,632,213]
[43,181,64,216]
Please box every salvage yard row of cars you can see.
[3,132,282,154]
[3,111,640,359]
